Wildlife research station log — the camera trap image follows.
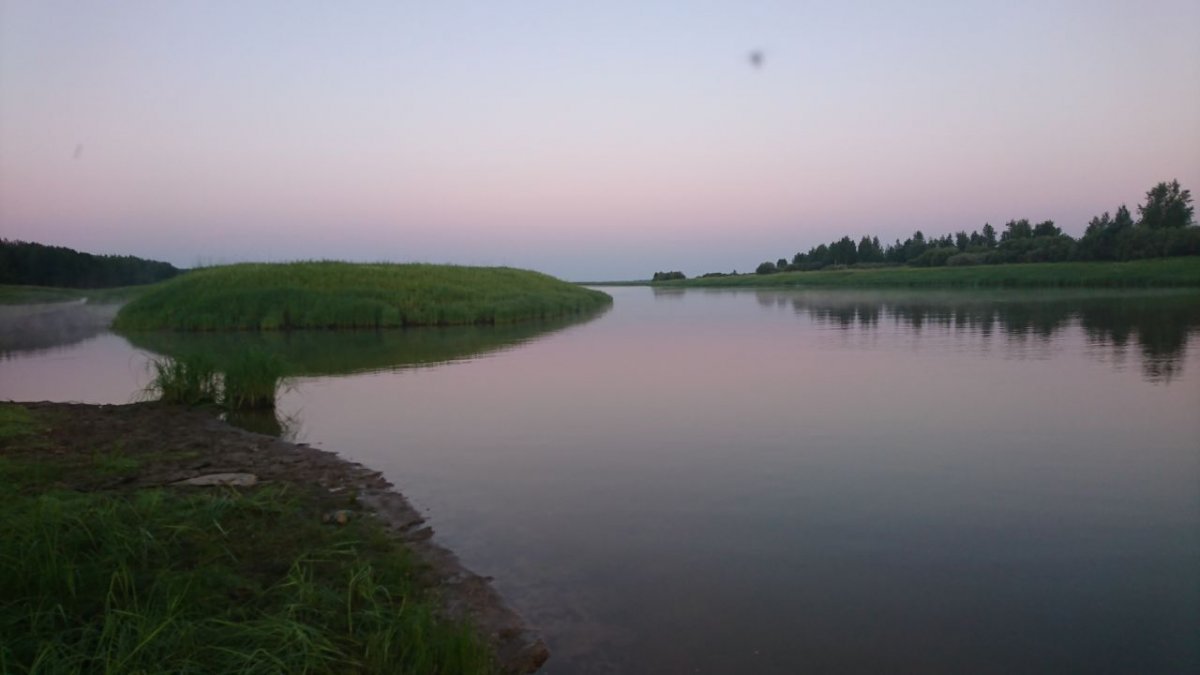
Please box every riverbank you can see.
[0,401,548,674]
[646,258,1200,289]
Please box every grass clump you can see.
[0,404,497,674]
[114,261,612,331]
[148,353,284,411]
[657,258,1200,289]
[223,350,286,410]
[149,355,220,405]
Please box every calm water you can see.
[3,288,1198,674]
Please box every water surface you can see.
[2,289,1197,674]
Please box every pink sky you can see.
[2,1,1198,280]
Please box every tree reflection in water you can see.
[754,289,1200,383]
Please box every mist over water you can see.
[0,301,121,359]
[1,288,1197,673]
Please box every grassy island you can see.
[115,262,611,331]
[652,258,1200,289]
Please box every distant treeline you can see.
[750,180,1198,275]
[0,239,181,288]
[656,180,1197,280]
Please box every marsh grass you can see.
[223,350,286,410]
[0,403,496,674]
[115,261,612,331]
[147,353,285,411]
[148,356,220,406]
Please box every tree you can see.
[857,235,883,263]
[1113,204,1135,232]
[954,231,970,251]
[0,239,179,288]
[1033,220,1061,237]
[1138,179,1194,229]
[1001,219,1033,241]
[981,223,997,248]
[811,244,831,265]
[776,258,789,270]
[756,261,778,275]
[830,236,857,265]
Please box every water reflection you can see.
[223,408,302,441]
[117,309,609,436]
[751,289,1200,382]
[121,309,609,378]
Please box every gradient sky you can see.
[2,1,1198,280]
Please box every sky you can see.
[2,1,1198,281]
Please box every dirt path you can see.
[18,401,549,674]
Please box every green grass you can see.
[0,404,42,442]
[147,356,221,406]
[222,350,286,410]
[655,258,1200,289]
[147,353,284,411]
[114,262,612,331]
[0,403,496,674]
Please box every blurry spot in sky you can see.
[73,143,83,159]
[748,50,764,69]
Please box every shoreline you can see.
[587,258,1200,288]
[6,400,549,674]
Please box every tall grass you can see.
[0,402,495,673]
[115,262,612,331]
[223,350,286,410]
[657,258,1200,289]
[148,353,283,411]
[0,483,495,674]
[148,356,220,405]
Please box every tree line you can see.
[749,180,1197,275]
[0,239,181,288]
[652,179,1196,279]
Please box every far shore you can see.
[585,258,1200,289]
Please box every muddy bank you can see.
[16,401,549,674]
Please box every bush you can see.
[946,252,985,266]
[909,247,959,267]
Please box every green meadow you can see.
[654,258,1200,289]
[114,262,612,331]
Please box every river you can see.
[2,287,1197,674]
